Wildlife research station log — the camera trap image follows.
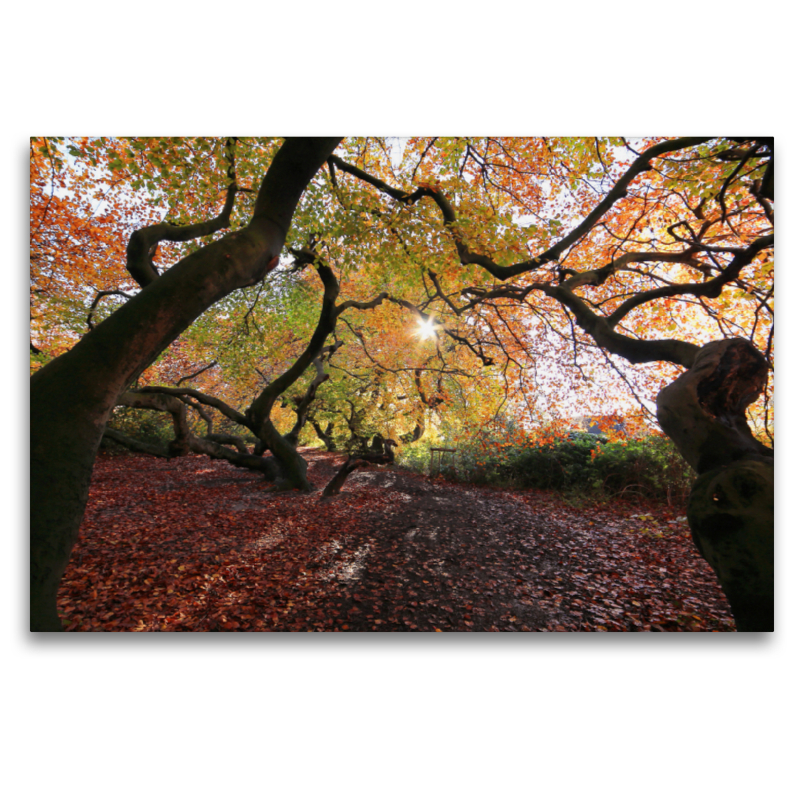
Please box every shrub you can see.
[589,436,695,503]
[396,439,436,475]
[504,432,598,490]
[401,427,695,503]
[104,406,176,445]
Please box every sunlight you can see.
[417,315,437,339]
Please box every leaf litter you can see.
[58,448,736,632]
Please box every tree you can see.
[30,137,341,630]
[322,136,773,630]
[31,136,774,631]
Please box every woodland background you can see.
[10,3,798,800]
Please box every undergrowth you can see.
[397,432,695,504]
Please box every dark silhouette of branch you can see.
[87,290,133,330]
[126,138,241,288]
[177,360,218,385]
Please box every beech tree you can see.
[321,137,774,631]
[30,137,341,630]
[31,136,773,631]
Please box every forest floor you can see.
[58,447,736,632]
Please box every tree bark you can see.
[30,137,341,631]
[656,338,774,631]
[687,459,773,631]
[203,433,251,454]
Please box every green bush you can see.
[105,406,176,445]
[589,436,695,502]
[401,428,695,502]
[396,439,436,474]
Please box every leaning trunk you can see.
[256,418,312,491]
[322,456,368,497]
[656,338,774,631]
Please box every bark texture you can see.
[657,338,773,631]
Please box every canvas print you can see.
[30,137,774,632]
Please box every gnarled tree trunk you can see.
[322,456,368,497]
[657,338,774,631]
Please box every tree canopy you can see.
[30,136,774,631]
[31,136,773,447]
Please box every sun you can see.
[417,316,437,339]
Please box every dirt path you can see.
[59,448,736,631]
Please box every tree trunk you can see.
[256,417,312,491]
[322,456,368,497]
[310,419,337,452]
[656,338,774,631]
[30,137,341,631]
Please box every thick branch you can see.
[87,290,133,330]
[246,260,341,427]
[116,391,278,475]
[182,397,214,434]
[329,155,423,203]
[560,251,703,293]
[337,293,390,314]
[254,138,343,235]
[135,386,248,427]
[178,360,218,385]
[204,433,251,454]
[322,456,369,497]
[118,390,191,454]
[546,282,702,367]
[606,236,774,328]
[656,338,773,473]
[126,139,241,288]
